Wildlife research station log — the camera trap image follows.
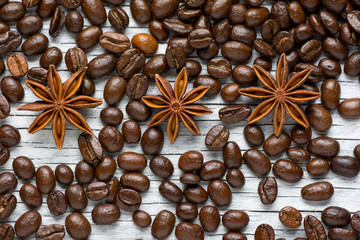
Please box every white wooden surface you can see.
[1,0,360,239]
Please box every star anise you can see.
[238,53,321,136]
[142,67,213,144]
[17,65,102,149]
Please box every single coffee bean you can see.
[55,164,73,185]
[150,155,174,179]
[299,39,322,62]
[22,0,41,8]
[14,210,41,238]
[194,75,221,97]
[7,54,27,78]
[120,172,150,193]
[19,183,42,208]
[131,33,158,56]
[287,147,311,162]
[207,180,232,207]
[221,41,252,63]
[21,33,48,56]
[203,0,232,19]
[279,206,302,228]
[176,202,198,222]
[159,180,183,203]
[0,193,16,220]
[151,0,178,20]
[223,232,247,240]
[95,156,116,182]
[347,10,360,34]
[98,125,124,153]
[0,22,9,34]
[0,143,9,165]
[117,48,145,79]
[328,228,358,240]
[243,125,264,147]
[78,133,103,165]
[193,14,211,31]
[304,215,327,240]
[272,31,294,53]
[198,160,225,181]
[307,136,339,158]
[92,204,120,225]
[36,165,55,194]
[223,141,242,169]
[219,105,251,124]
[261,19,280,43]
[258,177,277,205]
[254,38,276,58]
[222,210,249,231]
[100,107,123,126]
[117,152,147,172]
[76,26,103,51]
[305,104,332,132]
[131,0,151,24]
[0,224,14,239]
[207,58,231,79]
[65,212,91,240]
[39,47,62,69]
[151,210,175,239]
[232,64,256,85]
[87,53,117,79]
[143,54,168,80]
[205,125,229,151]
[263,132,291,157]
[0,31,22,55]
[226,169,245,189]
[175,222,204,240]
[133,210,152,228]
[65,47,87,73]
[86,181,108,201]
[330,156,360,178]
[180,173,200,184]
[122,120,141,144]
[271,1,290,29]
[243,149,271,176]
[351,211,360,232]
[65,10,84,33]
[103,75,126,105]
[0,2,25,22]
[321,206,350,227]
[162,19,193,36]
[307,158,330,177]
[294,24,313,43]
[318,58,341,79]
[291,125,311,145]
[178,151,203,172]
[244,7,270,28]
[141,127,163,155]
[321,79,340,110]
[1,76,24,103]
[318,9,339,35]
[254,57,272,71]
[0,124,20,147]
[35,224,65,240]
[339,98,360,119]
[165,44,186,70]
[49,6,65,37]
[116,188,142,212]
[188,29,212,49]
[65,184,87,211]
[126,100,150,121]
[301,181,334,201]
[288,1,306,24]
[16,14,42,36]
[27,67,47,85]
[322,37,348,61]
[149,20,168,41]
[108,7,129,32]
[126,73,149,100]
[184,184,208,204]
[107,177,120,203]
[99,32,130,54]
[212,18,230,44]
[294,63,324,84]
[340,22,358,46]
[37,0,57,18]
[199,205,220,232]
[231,24,256,46]
[354,144,360,160]
[58,0,81,9]
[75,160,95,185]
[12,156,35,180]
[81,0,106,25]
[255,224,275,240]
[273,159,303,183]
[197,41,218,60]
[221,83,240,102]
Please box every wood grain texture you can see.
[0,0,359,239]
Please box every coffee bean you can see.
[198,206,220,233]
[21,33,48,56]
[223,232,247,240]
[339,98,360,119]
[271,1,290,29]
[307,157,330,177]
[0,144,9,165]
[294,62,324,84]
[66,184,87,211]
[122,120,141,144]
[328,228,358,240]
[150,155,173,179]
[49,6,65,37]
[19,183,42,208]
[117,152,146,172]
[15,210,41,238]
[347,10,360,34]
[99,125,124,153]
[263,132,291,157]
[116,188,141,212]
[232,64,256,85]
[0,94,9,120]
[126,73,149,100]
[184,184,208,204]
[88,53,117,79]
[143,54,168,80]
[1,76,23,103]
[330,156,360,178]
[291,125,311,145]
[180,173,200,184]
[0,2,25,22]
[226,169,245,189]
[351,211,360,232]
[37,0,57,18]
[78,133,103,165]
[55,164,73,185]
[243,125,264,147]
[0,125,20,148]
[222,210,249,231]
[64,47,87,73]
[75,160,95,185]
[16,14,42,36]
[149,20,168,41]
[141,127,163,155]
[322,37,348,61]
[86,181,108,201]
[255,224,275,240]
[108,7,129,32]
[258,177,277,205]
[40,46,62,68]
[0,31,22,55]
[6,54,27,78]
[207,58,231,79]
[212,18,230,44]
[165,44,186,70]
[92,204,120,225]
[133,210,152,228]
[120,172,150,193]
[245,7,269,28]
[58,0,81,9]
[159,180,183,203]
[35,224,65,240]
[198,160,225,181]
[197,41,219,60]
[254,57,272,71]
[107,177,120,203]
[221,83,240,102]
[219,105,251,124]
[299,39,322,62]
[0,224,14,239]
[243,149,271,176]
[100,107,123,126]
[273,159,303,183]
[294,24,313,43]
[288,1,305,24]
[279,206,302,228]
[304,215,327,240]
[205,125,229,151]
[320,79,340,110]
[81,0,106,25]
[254,38,276,58]
[22,0,41,8]
[321,206,350,227]
[0,193,16,220]
[175,222,204,240]
[193,14,211,31]
[12,156,34,180]
[65,10,84,33]
[151,210,175,239]
[36,165,55,194]
[208,180,232,207]
[305,104,332,132]
[230,24,256,46]
[307,136,339,158]
[151,0,178,20]
[76,26,103,51]
[194,75,220,97]
[272,31,294,53]
[222,41,252,63]
[287,147,310,163]
[65,212,91,240]
[99,32,130,54]
[301,181,334,201]
[104,75,126,105]
[131,0,151,24]
[94,157,115,182]
[188,29,212,49]
[223,141,242,169]
[178,151,203,172]
[117,48,145,79]
[176,202,198,222]
[131,33,158,56]
[319,58,341,78]
[340,22,358,46]
[27,67,47,85]
[261,19,280,43]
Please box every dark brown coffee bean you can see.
[351,211,360,232]
[194,14,211,31]
[99,32,130,54]
[272,31,294,53]
[340,22,358,46]
[208,180,232,207]
[66,184,87,211]
[305,104,332,132]
[103,75,126,105]
[0,143,9,165]
[117,152,146,172]
[243,149,271,176]
[226,169,245,189]
[126,100,150,122]
[107,177,120,203]
[78,133,103,165]
[163,18,192,36]
[188,29,212,49]
[261,19,280,43]
[37,0,57,18]
[294,24,313,43]
[219,105,251,124]
[318,9,339,35]
[348,10,360,34]
[291,125,311,145]
[222,41,252,63]
[165,44,186,70]
[184,184,208,204]
[125,73,149,100]
[307,157,330,177]
[0,193,16,220]
[232,64,256,85]
[230,24,255,46]
[254,38,276,59]
[39,47,62,69]
[86,181,108,201]
[258,177,277,205]
[254,57,272,71]
[65,212,91,240]
[99,125,124,153]
[133,210,152,228]
[151,210,175,239]
[198,160,226,181]
[222,210,249,231]
[117,48,145,79]
[81,0,106,25]
[0,76,23,103]
[92,204,120,225]
[35,224,65,240]
[199,205,220,232]
[141,127,163,155]
[223,232,247,240]
[143,54,168,80]
[307,136,339,158]
[244,7,270,28]
[0,22,9,34]
[197,41,218,60]
[255,224,274,240]
[175,222,204,240]
[299,40,322,63]
[212,18,230,44]
[288,1,305,24]
[36,165,55,194]
[95,156,116,182]
[76,26,103,51]
[120,172,150,193]
[223,141,242,169]
[178,151,203,172]
[150,155,173,179]
[279,206,302,228]
[287,147,310,163]
[304,215,326,240]
[12,156,35,180]
[65,10,83,33]
[100,107,123,126]
[58,0,81,9]
[207,58,231,79]
[263,132,291,157]
[65,47,87,73]
[330,156,360,178]
[131,0,151,24]
[221,83,240,102]
[116,188,141,212]
[205,125,229,151]
[322,37,348,61]
[0,125,20,148]
[16,14,42,36]
[75,160,95,185]
[21,32,48,56]
[6,54,27,78]
[194,75,221,97]
[19,183,42,208]
[149,20,168,41]
[88,53,117,79]
[22,0,41,8]
[15,210,41,238]
[273,159,303,183]
[339,98,360,118]
[321,206,350,228]
[203,0,232,19]
[49,6,65,37]
[0,31,22,55]
[159,180,183,203]
[243,124,264,147]
[108,7,129,32]
[79,76,95,96]
[180,173,200,184]
[321,79,340,110]
[328,228,358,240]
[122,120,141,144]
[0,2,25,22]
[301,181,334,201]
[319,58,341,79]
[176,202,198,222]
[271,1,290,29]
[55,164,73,185]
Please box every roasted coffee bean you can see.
[104,75,126,105]
[99,125,124,153]
[207,58,231,79]
[116,188,141,212]
[279,206,302,228]
[243,125,264,147]
[151,210,175,239]
[143,54,168,80]
[198,160,225,181]
[223,232,247,240]
[109,7,129,32]
[122,120,141,144]
[188,29,212,49]
[159,180,183,203]
[76,26,103,51]
[340,22,358,46]
[87,53,117,79]
[184,184,208,204]
[301,181,334,201]
[222,210,249,231]
[14,210,41,238]
[81,0,106,25]
[291,125,311,145]
[351,211,360,232]
[78,133,103,165]
[254,57,272,71]
[0,2,25,22]
[49,6,65,37]
[86,181,108,201]
[175,222,204,240]
[320,78,340,110]
[328,228,358,240]
[0,31,22,55]
[193,15,211,31]
[294,63,324,84]
[232,64,256,85]
[199,205,220,232]
[243,149,271,176]
[197,41,218,60]
[126,101,150,122]
[307,158,330,177]
[299,39,322,63]
[66,184,87,211]
[205,125,229,151]
[223,141,242,169]
[321,206,350,227]
[118,152,146,172]
[149,20,168,41]
[120,172,150,193]
[27,67,47,85]
[208,180,232,207]
[347,10,360,34]
[180,173,200,184]
[65,212,91,240]
[12,156,34,180]
[21,33,48,56]
[55,164,73,185]
[226,169,245,189]
[288,1,305,24]
[35,224,65,240]
[330,156,360,178]
[258,177,277,205]
[94,156,115,182]
[126,73,149,100]
[75,160,95,185]
[255,224,275,240]
[287,147,311,162]
[263,132,291,157]
[244,7,269,28]
[65,10,84,33]
[40,47,62,69]
[307,136,339,158]
[219,105,251,124]
[7,54,27,78]
[176,202,198,221]
[141,127,163,155]
[318,9,339,35]
[0,124,20,147]
[1,76,23,103]
[163,19,192,36]
[304,215,327,240]
[0,22,9,34]
[0,193,16,220]
[99,32,130,54]
[294,24,313,42]
[19,183,42,208]
[37,0,57,18]
[165,44,186,70]
[203,0,231,19]
[272,31,294,53]
[107,177,120,203]
[22,0,41,8]
[179,151,203,172]
[133,210,152,228]
[100,107,123,126]
[305,104,332,132]
[150,155,173,179]
[322,37,348,61]
[261,19,280,43]
[16,14,42,36]
[273,159,303,183]
[271,1,290,29]
[319,58,341,78]
[253,38,276,58]
[194,75,220,97]
[354,144,360,160]
[212,18,230,44]
[230,24,256,46]
[117,48,145,79]
[92,204,120,225]
[221,83,240,102]
[65,47,87,73]
[58,0,81,9]
[222,41,252,63]
[131,0,151,24]
[36,165,55,194]
[132,33,158,56]
[308,13,326,37]
[0,143,9,165]
[339,98,360,119]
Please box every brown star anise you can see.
[238,53,321,136]
[17,65,102,149]
[142,67,212,144]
